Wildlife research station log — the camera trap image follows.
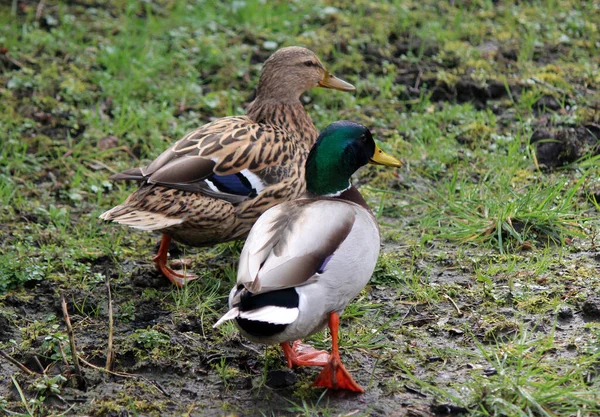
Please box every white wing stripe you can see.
[213,306,299,328]
[240,169,266,194]
[239,306,299,325]
[203,179,220,193]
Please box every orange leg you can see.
[312,312,364,393]
[280,340,329,367]
[152,234,199,287]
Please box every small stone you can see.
[98,135,119,150]
[482,368,497,376]
[558,34,571,44]
[582,296,600,319]
[557,306,573,320]
[263,41,278,51]
[533,95,561,111]
[477,41,499,54]
[266,369,297,388]
[44,15,59,27]
[322,6,340,15]
[430,404,468,414]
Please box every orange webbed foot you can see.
[311,311,364,393]
[155,263,199,287]
[281,341,329,368]
[153,234,199,287]
[312,352,364,392]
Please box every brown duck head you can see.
[254,46,355,103]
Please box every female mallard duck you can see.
[99,47,355,287]
[214,121,402,392]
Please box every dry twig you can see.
[0,350,35,375]
[78,357,169,396]
[444,294,463,317]
[32,355,45,374]
[105,273,115,371]
[57,343,72,379]
[61,295,86,389]
[35,0,45,20]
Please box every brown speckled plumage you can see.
[100,46,355,252]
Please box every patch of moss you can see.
[90,392,167,417]
[456,122,495,148]
[533,65,574,92]
[483,319,520,341]
[516,295,555,313]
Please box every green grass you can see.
[468,327,600,416]
[417,168,589,252]
[1,0,600,416]
[398,324,600,416]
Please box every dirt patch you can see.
[581,295,600,320]
[1,260,474,416]
[0,315,14,342]
[429,79,514,109]
[531,126,599,168]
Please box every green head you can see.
[305,120,402,196]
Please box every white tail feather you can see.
[213,307,240,328]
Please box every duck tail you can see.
[213,307,240,328]
[109,167,145,181]
[99,205,184,231]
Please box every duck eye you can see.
[303,60,316,67]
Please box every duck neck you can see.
[337,186,371,210]
[305,186,371,210]
[246,100,317,145]
[305,157,355,197]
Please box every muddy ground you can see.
[3,242,600,416]
[2,1,600,416]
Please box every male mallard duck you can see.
[214,121,402,392]
[99,47,355,286]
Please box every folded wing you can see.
[110,116,299,203]
[237,199,358,293]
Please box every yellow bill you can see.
[318,71,356,92]
[369,145,403,167]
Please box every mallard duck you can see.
[214,121,402,392]
[99,47,355,287]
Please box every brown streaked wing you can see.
[110,115,299,184]
[144,155,248,203]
